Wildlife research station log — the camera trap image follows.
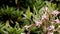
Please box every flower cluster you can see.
[24,6,60,34]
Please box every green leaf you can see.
[26,6,32,19]
[46,1,56,11]
[15,0,18,4]
[5,20,10,27]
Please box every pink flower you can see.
[54,18,60,23]
[45,7,48,11]
[35,20,42,28]
[42,6,48,11]
[24,25,30,29]
[42,14,49,21]
[47,25,54,31]
[51,21,55,24]
[47,32,54,34]
[24,24,34,34]
[24,24,34,29]
[52,10,60,16]
[27,31,30,34]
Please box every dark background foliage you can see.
[0,0,60,9]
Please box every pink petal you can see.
[52,10,60,16]
[42,14,49,20]
[35,20,42,28]
[54,18,60,23]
